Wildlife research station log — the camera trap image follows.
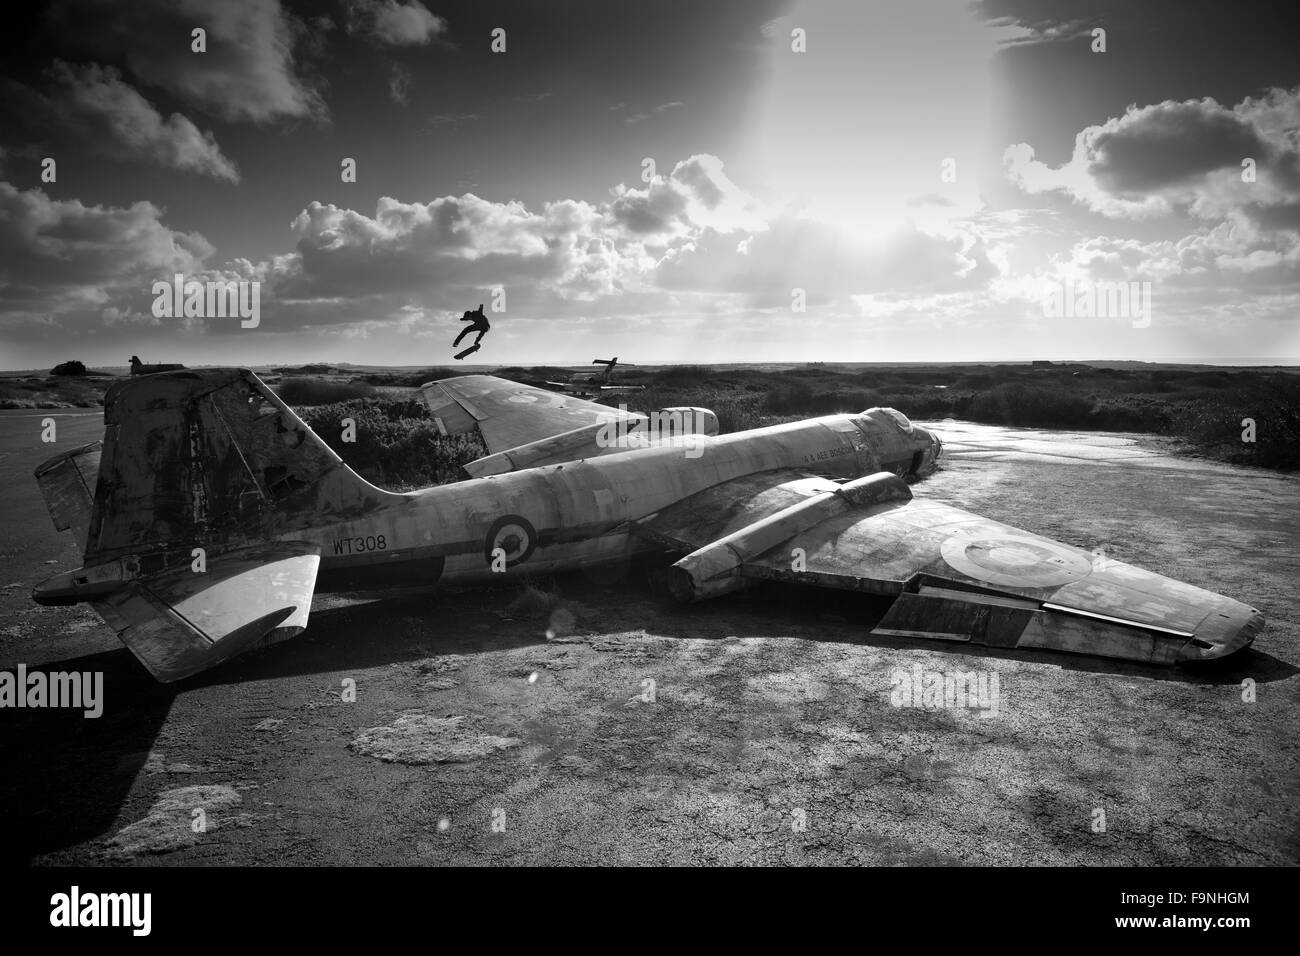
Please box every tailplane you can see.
[33,368,393,681]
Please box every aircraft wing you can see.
[634,470,1262,665]
[419,375,642,454]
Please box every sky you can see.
[1,0,1298,369]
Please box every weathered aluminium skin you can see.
[31,368,1261,681]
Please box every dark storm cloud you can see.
[1087,100,1273,195]
[0,61,239,182]
[1007,88,1300,219]
[43,0,327,123]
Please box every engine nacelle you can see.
[667,472,912,601]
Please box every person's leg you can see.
[453,325,472,346]
[474,328,487,345]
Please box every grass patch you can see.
[0,375,108,408]
[505,581,562,621]
[276,377,377,405]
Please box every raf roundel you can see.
[939,534,1094,589]
[484,515,538,569]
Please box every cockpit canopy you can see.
[862,406,915,435]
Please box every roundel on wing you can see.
[939,533,1093,589]
[484,514,537,568]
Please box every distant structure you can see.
[129,356,186,375]
[50,360,87,376]
[1031,360,1055,368]
[544,357,644,398]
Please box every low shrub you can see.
[277,377,377,405]
[296,398,487,490]
[966,383,1095,427]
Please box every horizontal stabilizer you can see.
[92,542,321,682]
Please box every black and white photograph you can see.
[0,0,1295,923]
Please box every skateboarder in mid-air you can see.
[453,304,490,359]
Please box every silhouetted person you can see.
[453,304,490,355]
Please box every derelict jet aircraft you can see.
[32,368,1262,682]
[545,357,644,398]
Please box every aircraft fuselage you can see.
[297,412,941,590]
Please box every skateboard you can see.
[454,343,481,361]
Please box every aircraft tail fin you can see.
[81,368,390,562]
[33,368,393,681]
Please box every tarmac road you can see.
[1,410,1297,865]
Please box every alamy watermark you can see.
[1042,277,1151,328]
[50,886,150,935]
[890,664,1000,718]
[151,274,260,328]
[595,404,708,459]
[0,664,103,718]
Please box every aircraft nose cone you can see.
[1179,605,1264,662]
[911,426,942,471]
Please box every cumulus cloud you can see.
[25,61,240,181]
[262,155,768,313]
[607,155,768,237]
[0,182,213,329]
[221,153,995,334]
[1005,87,1300,220]
[1059,223,1300,292]
[1000,87,1300,319]
[344,0,446,46]
[267,192,614,312]
[46,0,326,123]
[0,153,1006,340]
